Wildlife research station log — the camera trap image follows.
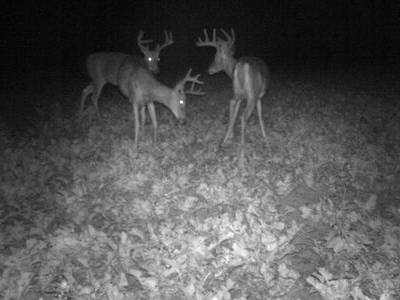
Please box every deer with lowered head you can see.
[116,61,205,151]
[80,31,205,151]
[79,30,174,118]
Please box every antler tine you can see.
[137,31,153,51]
[157,30,174,50]
[230,28,235,45]
[183,68,204,85]
[177,68,205,95]
[137,30,144,40]
[183,69,205,95]
[165,30,174,43]
[219,28,235,47]
[186,81,206,95]
[196,28,218,48]
[196,30,205,45]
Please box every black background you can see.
[2,0,400,78]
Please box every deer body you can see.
[80,31,204,151]
[87,52,136,86]
[79,31,173,118]
[197,29,270,153]
[117,59,187,123]
[228,56,269,144]
[80,52,146,116]
[116,59,204,150]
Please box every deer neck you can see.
[150,83,173,107]
[223,55,237,79]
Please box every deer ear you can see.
[175,82,184,94]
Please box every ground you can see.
[0,67,399,300]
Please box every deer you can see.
[136,30,174,74]
[196,28,270,159]
[79,30,174,118]
[116,60,205,151]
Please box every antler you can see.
[196,28,218,49]
[182,68,203,84]
[156,31,174,51]
[219,28,235,48]
[137,31,153,52]
[186,82,206,95]
[178,68,205,95]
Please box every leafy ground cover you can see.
[1,68,399,300]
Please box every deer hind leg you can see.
[80,83,94,118]
[223,97,242,144]
[236,96,256,164]
[256,99,267,140]
[240,97,257,148]
[90,82,105,117]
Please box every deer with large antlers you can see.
[197,28,270,157]
[136,30,173,74]
[79,30,174,117]
[117,61,205,150]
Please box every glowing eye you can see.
[179,100,184,105]
[148,57,152,62]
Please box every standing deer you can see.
[136,30,174,74]
[196,28,270,157]
[116,61,205,150]
[79,30,174,117]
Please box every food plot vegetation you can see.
[1,69,399,300]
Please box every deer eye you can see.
[179,99,185,105]
[147,57,152,62]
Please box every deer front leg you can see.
[90,83,103,117]
[141,106,146,132]
[132,101,140,151]
[80,83,94,118]
[147,102,157,143]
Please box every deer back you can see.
[116,56,144,98]
[233,56,270,99]
[117,57,170,108]
[86,52,131,85]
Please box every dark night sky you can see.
[2,0,400,75]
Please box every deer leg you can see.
[132,100,140,152]
[256,100,267,140]
[79,83,94,118]
[240,97,256,149]
[147,102,157,143]
[141,106,146,132]
[91,83,104,117]
[223,97,242,144]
